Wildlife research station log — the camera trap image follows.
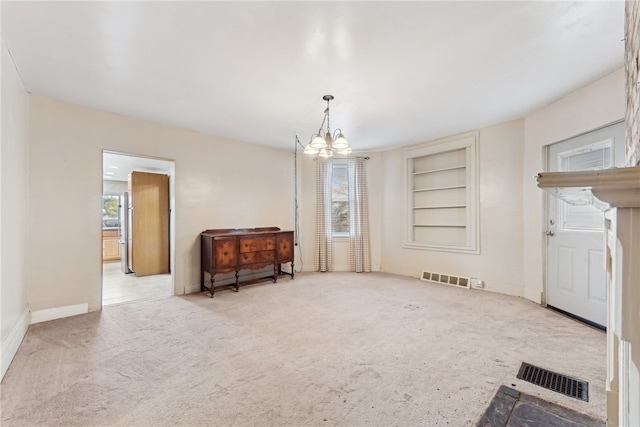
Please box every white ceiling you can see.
[103,152,173,182]
[1,1,625,153]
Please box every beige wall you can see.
[27,96,295,312]
[1,40,30,378]
[522,68,625,303]
[380,120,525,296]
[297,152,383,272]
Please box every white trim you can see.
[1,304,31,381]
[184,283,202,294]
[30,303,88,324]
[523,287,542,304]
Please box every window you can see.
[331,162,349,236]
[404,132,479,253]
[557,140,612,232]
[102,195,119,220]
[102,195,120,228]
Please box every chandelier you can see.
[303,95,352,157]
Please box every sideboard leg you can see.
[209,276,215,298]
[234,270,239,292]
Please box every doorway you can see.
[545,121,625,328]
[101,151,175,306]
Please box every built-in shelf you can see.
[412,165,466,175]
[413,205,466,210]
[413,224,466,228]
[413,185,466,192]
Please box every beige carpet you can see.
[0,272,606,426]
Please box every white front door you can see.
[546,122,625,328]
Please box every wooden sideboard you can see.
[200,227,294,297]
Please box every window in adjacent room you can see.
[102,194,120,228]
[404,132,479,253]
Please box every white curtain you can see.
[347,157,371,272]
[315,159,333,272]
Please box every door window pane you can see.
[558,143,611,232]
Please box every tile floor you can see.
[478,385,604,427]
[102,261,172,306]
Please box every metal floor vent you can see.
[420,271,470,288]
[517,362,589,402]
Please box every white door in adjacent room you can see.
[546,121,625,328]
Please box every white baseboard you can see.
[185,282,201,294]
[30,303,88,324]
[1,304,31,381]
[523,287,542,304]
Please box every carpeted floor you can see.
[0,272,606,426]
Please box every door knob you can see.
[545,230,555,237]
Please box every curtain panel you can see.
[315,159,333,271]
[347,157,371,272]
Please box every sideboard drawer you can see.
[239,250,275,265]
[239,237,275,253]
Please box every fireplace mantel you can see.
[536,166,640,210]
[537,165,640,427]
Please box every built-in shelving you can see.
[404,132,479,253]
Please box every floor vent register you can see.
[517,362,589,402]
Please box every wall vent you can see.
[420,271,470,289]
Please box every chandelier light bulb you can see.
[304,144,320,155]
[318,147,333,158]
[310,134,327,149]
[332,133,348,150]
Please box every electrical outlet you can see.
[471,277,484,288]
